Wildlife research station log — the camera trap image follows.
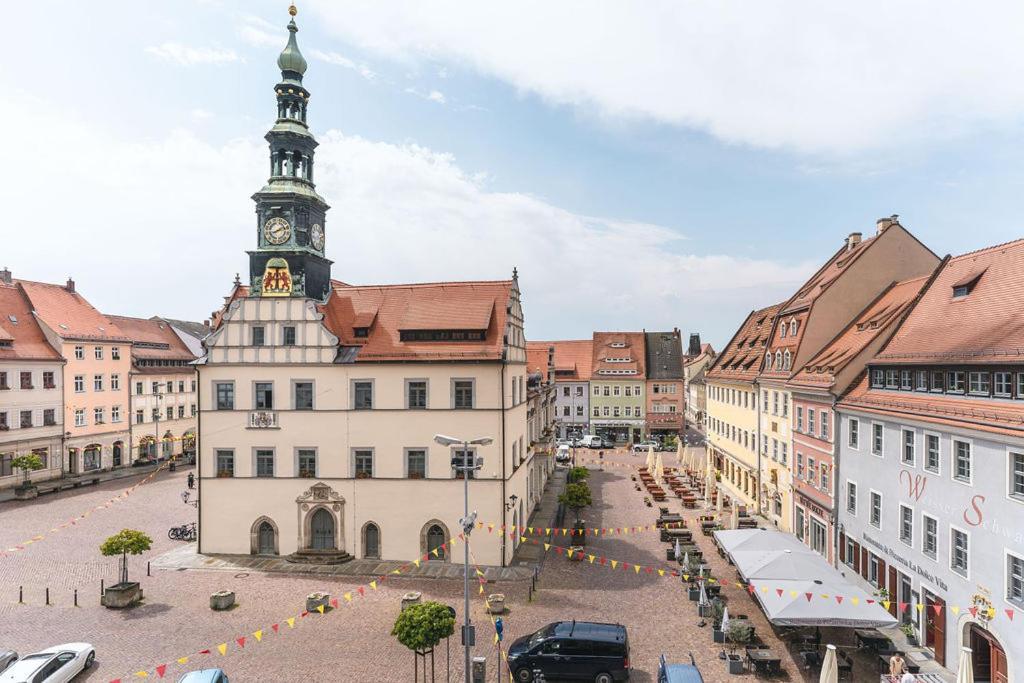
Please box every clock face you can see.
[310,223,325,250]
[263,217,291,245]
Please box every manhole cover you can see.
[234,573,249,579]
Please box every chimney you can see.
[0,267,10,285]
[847,232,863,251]
[65,277,75,293]
[876,214,899,235]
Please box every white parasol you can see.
[956,647,974,683]
[819,644,838,683]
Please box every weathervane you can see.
[289,3,297,17]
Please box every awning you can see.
[750,578,897,628]
[713,528,809,555]
[731,548,835,582]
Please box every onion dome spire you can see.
[277,4,307,81]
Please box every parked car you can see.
[555,445,572,464]
[657,653,704,683]
[507,621,630,682]
[580,435,606,449]
[632,440,659,454]
[0,643,94,683]
[0,652,16,675]
[176,669,229,683]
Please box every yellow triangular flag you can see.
[561,528,567,536]
[987,608,996,618]
[253,630,263,642]
[511,525,517,533]
[520,535,527,543]
[135,672,149,678]
[657,569,665,577]
[851,598,859,605]
[761,586,768,593]
[529,527,534,534]
[951,606,960,615]
[479,584,484,594]
[545,528,551,535]
[431,547,439,557]
[566,548,574,558]
[633,564,641,574]
[683,574,689,582]
[217,643,228,656]
[370,581,377,590]
[177,657,189,665]
[610,560,618,569]
[916,603,923,612]
[790,591,798,598]
[317,604,325,613]
[544,543,551,551]
[391,569,401,574]
[494,633,500,644]
[413,559,421,567]
[286,617,295,628]
[475,569,484,576]
[344,593,352,602]
[882,601,891,611]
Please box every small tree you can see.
[558,481,593,523]
[663,435,679,451]
[568,466,590,484]
[392,601,455,682]
[726,620,752,652]
[11,453,44,487]
[100,529,153,585]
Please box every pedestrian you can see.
[187,472,195,490]
[900,672,915,683]
[889,652,907,680]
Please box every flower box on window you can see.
[407,472,424,480]
[216,470,233,478]
[43,382,56,389]
[298,469,316,478]
[355,471,372,479]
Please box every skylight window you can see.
[7,315,16,323]
[952,285,970,298]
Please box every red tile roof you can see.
[525,343,553,380]
[0,283,62,361]
[706,302,785,383]
[105,315,196,362]
[840,372,1024,437]
[782,236,878,316]
[788,276,929,390]
[879,239,1024,363]
[530,340,594,381]
[210,283,250,331]
[591,332,646,378]
[16,279,129,342]
[320,280,513,362]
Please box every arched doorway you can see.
[966,623,1008,682]
[182,430,196,460]
[67,447,79,475]
[249,517,279,555]
[310,508,336,550]
[421,520,450,561]
[112,441,124,468]
[362,522,380,559]
[139,436,156,461]
[83,444,102,471]
[162,431,174,460]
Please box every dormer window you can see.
[775,350,783,369]
[951,267,986,299]
[783,350,791,371]
[765,352,772,370]
[353,327,369,338]
[610,342,626,348]
[780,325,787,339]
[790,320,799,336]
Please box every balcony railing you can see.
[248,411,279,429]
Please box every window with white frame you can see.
[111,405,121,422]
[772,391,779,415]
[94,346,103,360]
[950,527,969,577]
[821,411,829,439]
[820,464,829,492]
[1008,552,1024,608]
[995,371,1012,397]
[870,491,882,528]
[947,371,965,393]
[869,555,881,586]
[111,374,120,390]
[94,374,103,392]
[255,449,275,477]
[846,481,857,514]
[808,409,816,434]
[74,409,85,427]
[781,442,788,465]
[900,370,912,390]
[74,345,84,360]
[886,369,898,388]
[899,504,913,544]
[849,418,859,449]
[902,429,915,465]
[797,453,805,479]
[74,375,84,393]
[916,370,928,392]
[925,434,940,473]
[1010,451,1024,501]
[969,371,990,395]
[872,423,883,456]
[796,406,804,432]
[923,515,938,559]
[845,538,856,568]
[953,440,972,483]
[782,393,789,417]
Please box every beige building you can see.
[197,11,532,566]
[108,316,199,462]
[705,304,781,514]
[683,342,716,431]
[0,273,65,490]
[18,278,132,473]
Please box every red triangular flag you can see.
[236,637,246,648]
[748,584,756,595]
[866,599,875,604]
[198,649,211,655]
[645,566,653,574]
[776,589,784,597]
[931,604,942,616]
[622,562,630,570]
[330,599,339,609]
[155,665,167,678]
[301,611,309,618]
[357,586,365,596]
[805,592,814,602]
[599,557,607,565]
[271,624,279,633]
[969,606,979,618]
[835,596,843,604]
[1006,608,1015,621]
[555,546,564,554]
[899,602,908,613]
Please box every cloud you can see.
[238,15,284,48]
[190,108,214,121]
[2,91,810,342]
[306,0,1024,155]
[145,42,239,66]
[310,49,377,81]
[404,87,447,104]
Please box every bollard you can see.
[147,561,151,577]
[100,579,104,596]
[19,586,23,603]
[74,589,78,607]
[45,587,50,606]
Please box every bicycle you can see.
[168,522,197,542]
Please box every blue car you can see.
[657,654,704,683]
[176,670,229,683]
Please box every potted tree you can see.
[899,622,918,647]
[726,621,752,674]
[567,466,590,485]
[558,481,592,541]
[391,600,455,683]
[11,453,45,499]
[711,599,727,643]
[99,529,153,608]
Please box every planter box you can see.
[713,629,725,643]
[13,486,38,500]
[688,586,701,601]
[210,590,235,611]
[102,582,143,609]
[726,654,744,674]
[486,594,506,615]
[401,592,422,611]
[305,591,330,613]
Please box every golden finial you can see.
[288,3,297,16]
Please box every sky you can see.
[3,0,1024,349]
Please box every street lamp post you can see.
[434,433,493,683]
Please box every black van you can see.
[506,621,630,682]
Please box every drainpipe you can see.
[829,394,839,569]
[754,379,762,518]
[499,360,507,567]
[196,364,203,554]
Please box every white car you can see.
[0,643,94,683]
[632,440,659,453]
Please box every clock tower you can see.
[248,4,332,300]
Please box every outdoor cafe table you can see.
[855,628,892,651]
[746,649,781,676]
[877,654,919,674]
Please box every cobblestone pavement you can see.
[0,452,886,682]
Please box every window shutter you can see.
[860,547,869,579]
[838,532,846,563]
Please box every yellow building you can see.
[704,303,782,514]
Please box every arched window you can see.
[363,522,381,559]
[780,324,787,339]
[765,352,772,369]
[775,351,783,369]
[790,320,799,336]
[421,521,449,561]
[784,350,791,370]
